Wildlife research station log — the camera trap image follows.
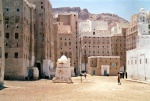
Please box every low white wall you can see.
[81,63,88,72]
[0,59,4,87]
[55,67,71,79]
[101,65,110,75]
[43,60,51,78]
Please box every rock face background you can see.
[53,7,129,26]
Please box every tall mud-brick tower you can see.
[27,0,53,78]
[0,0,5,86]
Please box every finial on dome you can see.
[140,7,145,12]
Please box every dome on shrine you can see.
[140,7,145,12]
[58,55,68,64]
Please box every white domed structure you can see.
[58,55,68,64]
[140,7,145,12]
[53,55,74,83]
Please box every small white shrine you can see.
[53,55,73,83]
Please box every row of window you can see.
[5,52,18,58]
[5,16,20,24]
[128,58,148,65]
[5,8,19,12]
[84,37,110,39]
[83,51,110,54]
[60,42,71,46]
[130,25,137,32]
[5,33,29,46]
[5,33,19,39]
[5,52,28,59]
[5,43,19,47]
[60,52,72,58]
[91,61,118,65]
[60,38,71,40]
[84,41,110,44]
[84,45,110,48]
[92,68,118,74]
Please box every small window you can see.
[15,16,20,23]
[5,33,9,39]
[6,8,9,11]
[65,42,67,46]
[146,58,147,64]
[5,43,8,46]
[17,8,19,12]
[135,60,136,64]
[93,32,95,35]
[6,24,8,28]
[5,17,9,24]
[5,53,8,59]
[41,6,43,9]
[15,33,19,39]
[15,52,18,58]
[69,42,71,46]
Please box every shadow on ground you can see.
[0,86,8,90]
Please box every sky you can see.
[50,0,150,21]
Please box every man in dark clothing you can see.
[118,72,121,85]
[85,73,86,79]
[125,72,127,79]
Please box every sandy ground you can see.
[0,76,150,101]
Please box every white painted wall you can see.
[79,20,109,35]
[101,65,110,75]
[136,35,150,48]
[43,60,51,78]
[126,45,150,81]
[138,23,149,35]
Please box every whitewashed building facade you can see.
[126,8,150,81]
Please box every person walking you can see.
[118,72,121,85]
[84,73,87,79]
[125,72,127,79]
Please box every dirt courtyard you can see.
[0,76,150,101]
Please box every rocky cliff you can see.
[53,7,129,25]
